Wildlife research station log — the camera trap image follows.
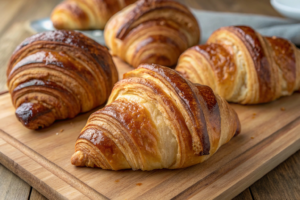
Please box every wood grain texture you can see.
[232,188,253,200]
[0,130,107,200]
[3,0,61,30]
[0,2,63,196]
[250,150,300,200]
[0,164,31,200]
[0,136,90,200]
[0,0,294,200]
[0,57,300,199]
[0,0,61,38]
[30,189,47,200]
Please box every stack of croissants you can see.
[6,0,300,171]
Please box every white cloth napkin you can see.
[191,9,300,45]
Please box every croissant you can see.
[104,0,200,68]
[7,30,118,129]
[71,64,240,170]
[176,25,300,104]
[51,0,137,30]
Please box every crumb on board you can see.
[60,129,64,132]
[281,107,285,111]
[252,113,256,119]
[272,36,277,39]
[136,183,142,186]
[251,136,254,139]
[115,180,120,183]
[56,133,59,135]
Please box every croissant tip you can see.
[15,102,55,130]
[71,151,86,166]
[71,151,97,168]
[51,14,68,30]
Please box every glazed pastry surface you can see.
[176,26,300,104]
[51,0,137,30]
[71,64,240,170]
[7,30,118,129]
[104,0,200,68]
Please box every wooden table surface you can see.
[0,0,299,199]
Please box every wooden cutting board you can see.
[0,58,300,200]
[1,50,300,200]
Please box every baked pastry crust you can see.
[71,64,240,170]
[176,26,300,104]
[7,30,118,129]
[104,0,200,68]
[51,0,137,30]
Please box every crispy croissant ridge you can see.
[7,30,118,130]
[176,26,300,104]
[104,0,200,68]
[51,0,137,30]
[71,64,240,170]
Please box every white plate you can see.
[271,0,300,21]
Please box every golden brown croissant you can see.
[176,26,300,104]
[104,0,200,68]
[51,0,137,30]
[7,30,118,130]
[71,64,240,170]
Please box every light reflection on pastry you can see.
[71,64,240,171]
[176,26,300,104]
[104,0,200,68]
[7,30,118,129]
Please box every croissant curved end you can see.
[51,0,138,30]
[15,102,55,130]
[71,151,94,167]
[71,151,98,168]
[51,13,73,30]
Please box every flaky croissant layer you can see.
[51,0,137,30]
[7,30,118,129]
[71,64,240,170]
[176,26,300,104]
[104,0,200,68]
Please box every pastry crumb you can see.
[60,129,64,132]
[252,113,256,119]
[56,133,59,135]
[281,107,285,111]
[251,136,254,139]
[272,36,277,39]
[136,183,142,186]
[115,180,120,183]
